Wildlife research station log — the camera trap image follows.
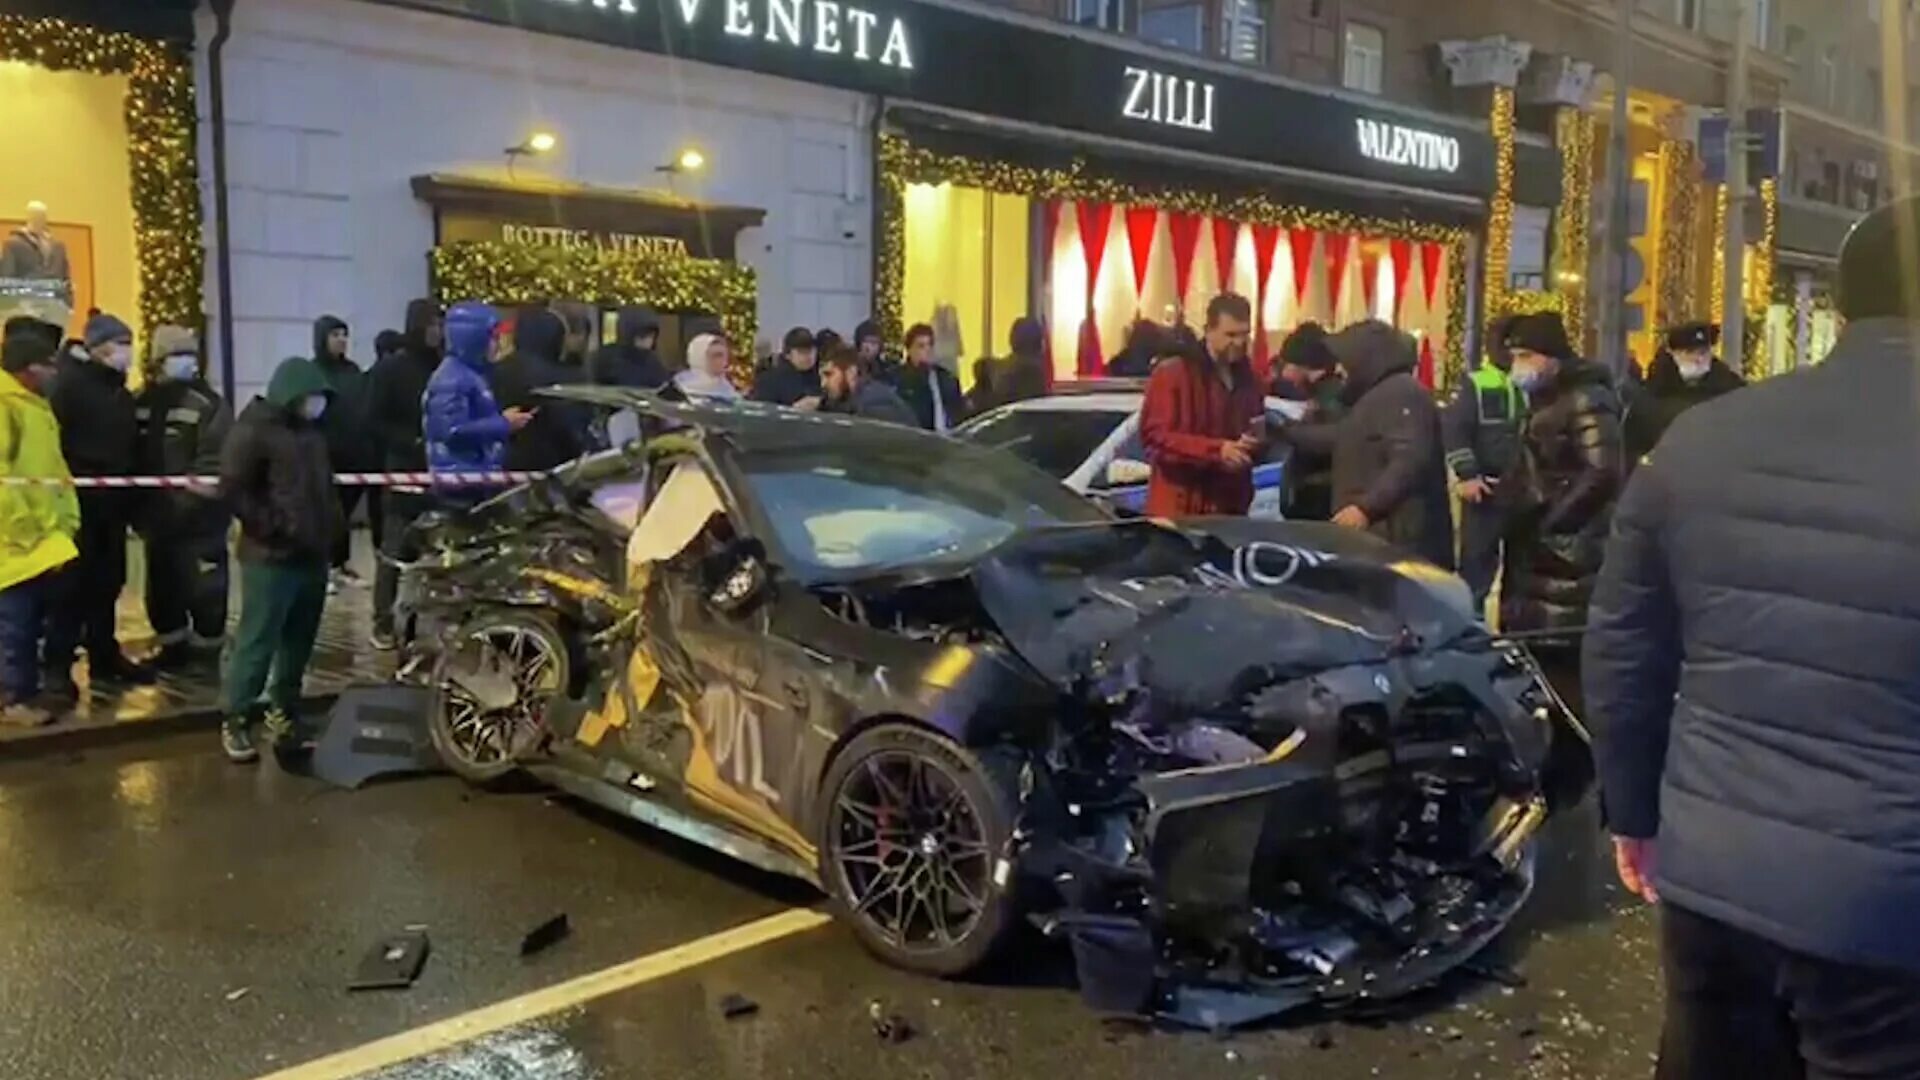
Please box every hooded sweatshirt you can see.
[220,357,341,563]
[673,334,741,401]
[369,299,442,471]
[312,315,377,471]
[1285,321,1453,568]
[590,306,668,390]
[495,307,590,471]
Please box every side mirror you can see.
[1105,457,1152,486]
[708,539,771,614]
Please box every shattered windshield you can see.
[739,443,1108,578]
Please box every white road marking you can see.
[253,907,832,1080]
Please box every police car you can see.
[955,379,1307,519]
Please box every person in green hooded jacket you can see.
[217,356,343,763]
[0,323,79,727]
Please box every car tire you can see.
[427,609,572,788]
[817,724,1022,978]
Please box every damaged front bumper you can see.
[1020,646,1564,1027]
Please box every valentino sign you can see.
[554,0,914,68]
[1121,66,1216,133]
[1355,118,1462,174]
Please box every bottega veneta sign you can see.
[1121,66,1215,133]
[554,0,914,68]
[1354,118,1462,173]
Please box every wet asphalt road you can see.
[0,733,1665,1080]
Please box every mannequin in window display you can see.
[0,203,73,293]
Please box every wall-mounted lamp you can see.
[505,130,558,178]
[656,147,706,174]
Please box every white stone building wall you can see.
[194,0,873,401]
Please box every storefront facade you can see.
[197,0,877,398]
[193,0,1550,397]
[0,0,202,353]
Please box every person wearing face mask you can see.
[0,326,78,727]
[1499,309,1624,648]
[217,357,343,765]
[43,312,153,697]
[673,333,742,401]
[134,326,232,670]
[1441,315,1527,614]
[1623,322,1745,466]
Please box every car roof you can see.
[541,386,951,454]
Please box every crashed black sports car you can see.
[394,391,1586,1023]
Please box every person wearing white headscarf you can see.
[673,333,740,401]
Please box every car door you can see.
[604,456,817,859]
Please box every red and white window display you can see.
[1040,198,1455,386]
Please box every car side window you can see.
[1086,413,1148,491]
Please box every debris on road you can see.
[519,913,571,958]
[718,992,759,1020]
[223,987,250,1003]
[868,999,916,1044]
[349,931,431,991]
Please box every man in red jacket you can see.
[1141,293,1266,517]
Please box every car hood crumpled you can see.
[968,517,1480,714]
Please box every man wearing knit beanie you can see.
[44,309,153,697]
[1272,322,1345,520]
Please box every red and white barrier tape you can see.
[0,471,543,489]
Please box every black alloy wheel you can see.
[428,612,570,786]
[819,725,1019,976]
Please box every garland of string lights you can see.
[1706,179,1779,378]
[1655,139,1701,330]
[1550,108,1594,345]
[430,240,757,371]
[875,132,1473,386]
[0,15,203,341]
[1482,87,1517,321]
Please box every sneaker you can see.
[220,718,259,764]
[369,627,397,651]
[0,701,56,728]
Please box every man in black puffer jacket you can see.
[1623,322,1746,465]
[494,306,590,472]
[1585,195,1920,1078]
[589,306,667,390]
[1499,312,1624,640]
[312,315,379,581]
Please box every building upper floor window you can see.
[1751,0,1772,47]
[1818,46,1839,111]
[1220,0,1268,64]
[1140,0,1205,52]
[1675,0,1704,31]
[1783,23,1805,63]
[1862,69,1882,125]
[1071,0,1138,31]
[1342,22,1384,94]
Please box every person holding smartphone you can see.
[1139,294,1267,518]
[423,301,533,506]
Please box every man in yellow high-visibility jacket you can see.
[0,321,79,727]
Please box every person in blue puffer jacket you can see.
[423,301,530,504]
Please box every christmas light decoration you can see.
[875,132,1470,373]
[1550,107,1593,345]
[1710,184,1728,327]
[1748,177,1778,379]
[430,240,758,379]
[0,15,204,343]
[1655,139,1700,328]
[1483,87,1516,320]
